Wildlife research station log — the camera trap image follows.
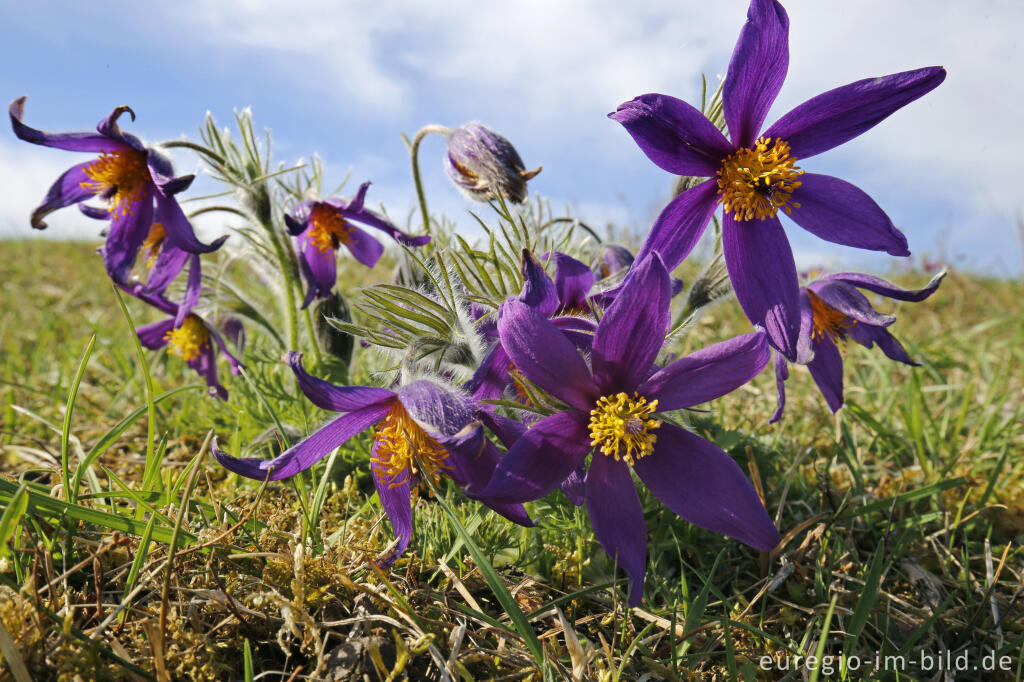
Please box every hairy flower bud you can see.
[444,123,541,203]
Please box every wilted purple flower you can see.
[479,254,779,606]
[444,123,541,203]
[128,281,243,400]
[9,97,226,284]
[214,353,532,565]
[771,271,945,422]
[285,182,431,308]
[610,0,944,362]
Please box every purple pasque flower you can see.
[467,250,600,402]
[9,97,226,285]
[214,352,532,565]
[610,0,945,362]
[125,273,242,400]
[770,270,945,422]
[479,254,780,607]
[285,182,431,308]
[444,123,541,203]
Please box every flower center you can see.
[371,403,451,487]
[163,315,209,362]
[141,222,166,269]
[80,149,150,218]
[308,204,354,254]
[588,392,661,466]
[716,137,803,221]
[807,290,856,344]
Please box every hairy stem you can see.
[409,124,451,235]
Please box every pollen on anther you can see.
[371,403,451,488]
[308,204,355,254]
[588,392,661,466]
[716,137,803,221]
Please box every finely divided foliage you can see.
[5,2,1016,681]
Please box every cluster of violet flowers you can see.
[11,0,947,608]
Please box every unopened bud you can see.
[314,293,355,367]
[444,123,541,203]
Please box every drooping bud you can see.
[444,123,541,203]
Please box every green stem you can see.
[303,306,324,367]
[409,124,450,235]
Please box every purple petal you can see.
[585,455,647,608]
[806,336,844,413]
[610,93,732,176]
[769,352,789,424]
[174,254,203,328]
[467,344,512,401]
[145,242,190,296]
[477,407,526,450]
[287,351,394,412]
[478,411,591,504]
[213,438,273,479]
[340,224,385,269]
[633,423,780,551]
[597,245,635,279]
[722,214,802,361]
[95,105,138,146]
[206,322,244,375]
[371,453,413,567]
[826,271,945,302]
[397,380,478,439]
[78,204,110,220]
[498,300,599,411]
[285,201,313,236]
[189,342,228,401]
[632,180,718,273]
[101,191,153,283]
[639,332,770,411]
[137,318,174,350]
[154,192,228,254]
[561,466,586,506]
[517,250,559,317]
[552,252,595,311]
[327,197,431,247]
[29,162,97,229]
[849,325,917,365]
[723,0,790,148]
[9,97,129,153]
[297,236,336,308]
[447,440,535,527]
[592,253,671,393]
[765,67,946,160]
[807,279,895,327]
[788,174,909,257]
[259,404,391,480]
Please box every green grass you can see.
[1,239,1023,681]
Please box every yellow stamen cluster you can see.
[141,222,166,269]
[80,149,149,217]
[807,290,856,344]
[716,137,803,221]
[163,315,209,363]
[588,393,661,466]
[307,204,355,253]
[371,403,451,488]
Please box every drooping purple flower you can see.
[610,0,945,362]
[214,353,533,565]
[285,182,431,308]
[479,254,779,606]
[444,123,541,203]
[125,278,242,400]
[9,97,226,285]
[770,270,945,422]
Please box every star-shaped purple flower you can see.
[214,352,532,565]
[479,254,780,606]
[285,182,431,308]
[9,97,226,286]
[771,270,945,422]
[610,0,945,362]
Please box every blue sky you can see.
[3,0,1022,275]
